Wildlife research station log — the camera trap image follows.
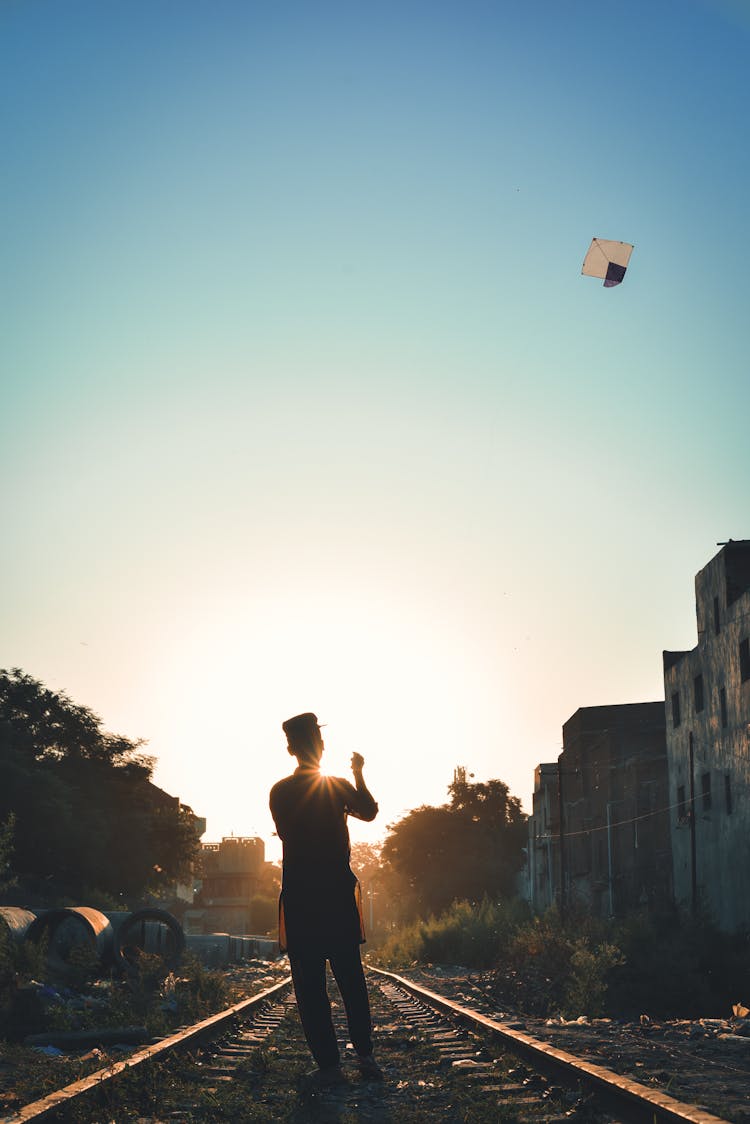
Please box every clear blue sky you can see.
[2,0,748,859]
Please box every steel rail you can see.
[369,967,732,1124]
[2,975,293,1123]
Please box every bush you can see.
[564,939,624,1016]
[371,898,529,970]
[371,897,750,1020]
[607,911,750,1018]
[249,895,278,936]
[173,954,230,1022]
[493,912,584,1016]
[0,925,50,1039]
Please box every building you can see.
[558,703,671,919]
[188,836,266,935]
[526,763,559,913]
[663,540,750,932]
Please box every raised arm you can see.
[347,752,378,821]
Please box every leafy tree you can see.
[0,668,199,906]
[350,841,398,938]
[0,814,16,895]
[350,841,382,888]
[0,668,150,766]
[380,773,527,922]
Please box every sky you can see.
[2,0,749,862]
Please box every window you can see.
[725,773,733,815]
[740,638,750,683]
[694,674,704,713]
[720,686,728,728]
[677,784,687,821]
[701,771,712,813]
[714,596,720,635]
[671,691,681,727]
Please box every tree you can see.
[380,773,527,922]
[0,668,150,767]
[349,841,382,889]
[0,814,16,896]
[0,669,199,906]
[349,841,398,937]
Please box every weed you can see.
[370,898,750,1019]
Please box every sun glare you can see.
[137,579,507,852]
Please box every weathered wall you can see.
[527,763,559,912]
[559,703,671,919]
[664,542,750,932]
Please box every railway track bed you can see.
[3,960,747,1122]
[4,974,580,1123]
[391,966,750,1123]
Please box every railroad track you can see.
[370,968,737,1124]
[1,977,294,1123]
[1,967,738,1123]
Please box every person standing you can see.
[269,712,382,1087]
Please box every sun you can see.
[140,577,506,852]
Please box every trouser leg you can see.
[329,944,373,1057]
[289,951,340,1069]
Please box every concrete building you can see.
[558,703,671,919]
[527,763,559,913]
[189,836,266,935]
[663,540,750,932]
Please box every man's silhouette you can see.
[270,712,382,1087]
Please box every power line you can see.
[534,790,733,843]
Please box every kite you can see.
[581,238,634,287]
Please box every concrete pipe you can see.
[0,907,37,943]
[0,903,37,939]
[26,907,115,976]
[114,908,185,974]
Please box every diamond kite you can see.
[582,238,634,287]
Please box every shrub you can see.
[564,939,624,1017]
[608,911,750,1018]
[371,898,529,970]
[371,897,750,1020]
[493,913,581,1015]
[249,895,278,936]
[173,954,230,1022]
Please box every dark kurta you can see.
[269,764,378,954]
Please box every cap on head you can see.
[282,712,323,757]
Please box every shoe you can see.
[356,1053,383,1080]
[300,1064,347,1092]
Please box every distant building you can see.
[558,703,671,918]
[526,763,559,912]
[663,540,750,932]
[188,836,266,935]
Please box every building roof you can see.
[563,701,665,737]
